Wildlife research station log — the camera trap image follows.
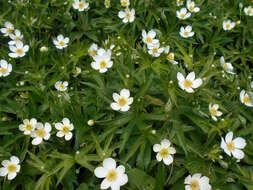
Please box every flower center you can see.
[7,164,16,173]
[62,126,70,134]
[106,170,117,182]
[152,48,158,54]
[159,148,169,158]
[146,36,152,43]
[100,60,107,69]
[226,141,235,151]
[183,80,192,88]
[7,28,13,34]
[180,13,185,18]
[79,2,84,9]
[167,53,174,60]
[118,97,127,106]
[190,180,200,190]
[16,48,24,55]
[25,123,33,131]
[89,50,96,57]
[59,41,65,46]
[35,128,46,137]
[0,67,8,74]
[210,107,217,116]
[189,4,195,12]
[226,23,230,29]
[121,0,128,6]
[14,36,20,42]
[125,12,131,20]
[184,31,189,36]
[243,95,251,104]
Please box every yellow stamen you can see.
[16,48,24,56]
[62,126,70,134]
[210,107,217,116]
[118,97,127,106]
[180,13,185,18]
[226,141,235,151]
[60,83,65,90]
[183,80,192,88]
[159,148,169,158]
[79,2,84,9]
[100,60,107,69]
[152,48,158,54]
[7,164,16,173]
[0,67,8,74]
[35,128,46,137]
[121,0,128,6]
[226,23,230,29]
[125,12,131,20]
[106,170,117,181]
[184,31,189,36]
[243,95,251,104]
[89,50,96,57]
[59,41,65,46]
[189,180,200,190]
[7,28,13,34]
[167,53,174,61]
[25,123,33,131]
[146,36,152,43]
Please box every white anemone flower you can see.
[55,81,68,92]
[147,43,164,57]
[179,25,195,38]
[177,0,184,6]
[8,29,23,45]
[55,118,74,141]
[88,43,98,57]
[72,0,89,11]
[8,41,29,58]
[222,20,236,31]
[142,30,159,45]
[0,60,12,77]
[0,21,14,37]
[184,173,212,190]
[240,90,253,107]
[94,158,128,190]
[176,8,191,20]
[187,0,200,13]
[118,8,135,23]
[164,46,178,65]
[177,72,203,93]
[209,104,222,121]
[53,35,69,49]
[120,0,130,7]
[110,89,133,112]
[0,156,20,180]
[31,122,51,145]
[220,56,234,74]
[19,118,37,135]
[244,6,253,16]
[153,139,176,165]
[221,131,247,160]
[91,48,113,73]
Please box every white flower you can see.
[31,122,51,145]
[8,41,29,58]
[209,104,222,121]
[164,46,178,65]
[147,43,164,57]
[177,72,203,93]
[244,6,253,16]
[8,29,23,45]
[55,81,68,92]
[53,35,69,49]
[176,8,191,20]
[19,118,37,135]
[118,8,135,23]
[110,89,133,112]
[220,56,234,74]
[142,30,159,45]
[72,0,89,11]
[179,25,195,38]
[0,156,20,180]
[55,118,74,141]
[240,90,253,107]
[0,60,12,77]
[184,173,212,190]
[94,158,128,190]
[187,0,200,13]
[91,48,113,73]
[121,0,130,7]
[177,0,184,6]
[0,21,14,37]
[221,131,247,160]
[88,43,98,57]
[222,20,236,31]
[153,139,176,165]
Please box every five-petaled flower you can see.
[55,81,69,92]
[177,72,203,93]
[179,25,195,38]
[184,173,212,190]
[31,122,51,145]
[8,41,29,58]
[209,104,222,121]
[0,156,21,180]
[110,89,133,112]
[19,118,37,135]
[240,90,253,107]
[0,21,14,37]
[53,35,69,49]
[91,48,113,73]
[55,118,74,141]
[118,8,135,23]
[222,20,236,31]
[0,59,12,77]
[72,0,89,11]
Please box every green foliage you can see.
[0,0,253,189]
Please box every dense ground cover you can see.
[0,0,253,189]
